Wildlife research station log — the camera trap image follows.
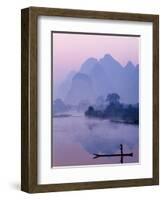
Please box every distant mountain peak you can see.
[125,61,139,69]
[99,54,116,63]
[57,53,139,105]
[85,57,98,63]
[80,57,98,74]
[73,72,90,81]
[127,61,133,65]
[126,60,134,65]
[103,54,113,59]
[65,72,95,105]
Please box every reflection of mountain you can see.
[56,54,139,105]
[79,119,139,155]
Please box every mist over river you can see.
[52,112,139,167]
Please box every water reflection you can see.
[78,119,138,154]
[52,113,139,167]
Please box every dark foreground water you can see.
[52,112,139,167]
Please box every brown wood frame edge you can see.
[21,7,159,193]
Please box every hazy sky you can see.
[53,32,139,83]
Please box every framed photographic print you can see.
[21,7,159,193]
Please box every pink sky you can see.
[53,32,139,83]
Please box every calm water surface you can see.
[52,112,139,167]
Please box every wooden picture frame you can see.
[21,7,159,193]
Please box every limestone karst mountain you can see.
[55,54,139,105]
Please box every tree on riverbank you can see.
[85,93,139,124]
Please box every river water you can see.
[52,112,139,167]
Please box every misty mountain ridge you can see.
[55,54,139,106]
[65,73,95,105]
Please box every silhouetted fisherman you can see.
[93,144,133,164]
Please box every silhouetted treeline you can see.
[85,93,139,124]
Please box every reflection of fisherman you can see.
[93,144,133,164]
